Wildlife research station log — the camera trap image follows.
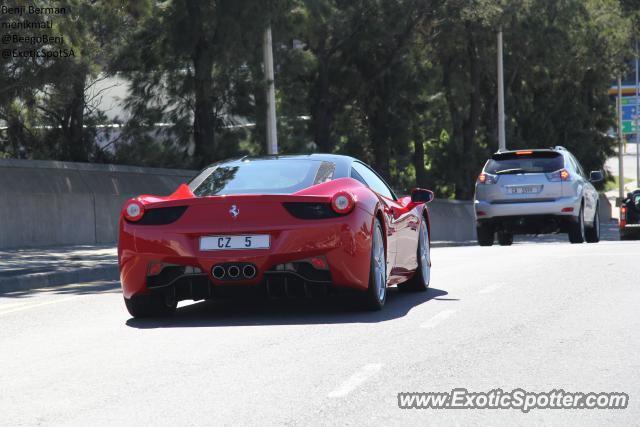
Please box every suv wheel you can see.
[568,205,585,244]
[477,224,495,246]
[497,231,513,246]
[585,208,600,243]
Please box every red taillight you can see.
[546,169,571,182]
[516,150,533,155]
[123,200,145,222]
[309,256,329,270]
[561,207,574,212]
[477,173,497,185]
[331,191,355,214]
[148,262,164,276]
[476,210,487,216]
[620,206,627,229]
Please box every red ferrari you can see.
[118,154,434,317]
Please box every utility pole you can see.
[618,75,625,205]
[263,24,278,155]
[497,27,506,152]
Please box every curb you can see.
[0,265,119,294]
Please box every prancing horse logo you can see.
[229,205,239,218]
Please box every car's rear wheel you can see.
[399,220,430,292]
[124,294,177,318]
[363,218,387,310]
[568,205,585,244]
[497,231,513,246]
[585,208,600,243]
[477,224,495,246]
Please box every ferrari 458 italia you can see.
[118,154,434,317]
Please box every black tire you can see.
[497,231,513,246]
[585,208,600,243]
[124,294,177,318]
[399,220,430,292]
[477,224,495,246]
[568,205,585,244]
[363,218,387,310]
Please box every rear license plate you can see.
[508,185,541,194]
[200,235,270,250]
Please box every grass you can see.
[604,175,634,192]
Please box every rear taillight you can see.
[546,169,571,182]
[620,206,627,229]
[331,191,355,214]
[308,256,329,270]
[148,261,164,276]
[123,200,145,222]
[477,173,497,185]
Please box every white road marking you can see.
[328,363,383,398]
[420,309,456,328]
[0,300,39,310]
[0,295,83,316]
[29,280,119,293]
[479,284,502,294]
[1,281,117,302]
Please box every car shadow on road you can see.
[513,220,620,244]
[125,287,454,329]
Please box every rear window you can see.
[485,152,564,174]
[189,159,335,196]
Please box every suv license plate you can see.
[509,186,541,194]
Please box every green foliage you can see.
[0,0,635,199]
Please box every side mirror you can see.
[589,170,603,183]
[410,188,434,204]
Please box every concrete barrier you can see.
[427,199,477,242]
[598,194,612,222]
[3,159,610,249]
[0,159,196,249]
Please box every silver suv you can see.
[474,146,603,246]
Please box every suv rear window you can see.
[485,151,564,175]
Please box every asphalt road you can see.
[1,228,638,426]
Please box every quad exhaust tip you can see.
[211,263,257,280]
[227,265,240,278]
[242,264,257,279]
[212,265,226,280]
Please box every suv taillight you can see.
[620,206,627,229]
[477,173,497,185]
[546,169,571,182]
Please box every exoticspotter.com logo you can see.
[397,388,629,413]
